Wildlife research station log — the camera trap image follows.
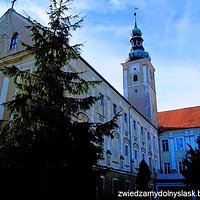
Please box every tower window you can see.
[10,32,19,50]
[133,74,138,82]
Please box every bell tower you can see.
[121,12,158,127]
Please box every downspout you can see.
[128,107,134,186]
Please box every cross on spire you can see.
[133,6,138,26]
[134,5,138,15]
[11,0,17,9]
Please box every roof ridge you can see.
[0,8,32,23]
[158,105,200,131]
[158,105,200,113]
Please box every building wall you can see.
[0,9,160,198]
[157,128,200,189]
[121,58,158,128]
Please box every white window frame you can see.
[162,139,169,152]
[178,161,185,174]
[163,162,171,174]
[175,137,184,151]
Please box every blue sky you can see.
[1,0,200,112]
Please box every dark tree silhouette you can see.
[0,0,118,199]
[136,159,151,191]
[182,136,200,193]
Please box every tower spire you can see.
[126,8,151,62]
[134,6,138,27]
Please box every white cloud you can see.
[72,0,100,12]
[15,0,49,25]
[109,0,130,10]
[2,0,200,112]
[87,24,130,37]
[0,4,9,17]
[156,60,200,111]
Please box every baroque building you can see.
[0,8,159,199]
[1,6,200,200]
[157,106,200,192]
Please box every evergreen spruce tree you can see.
[182,136,200,192]
[0,0,118,199]
[136,160,151,192]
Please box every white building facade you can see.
[0,8,160,199]
[2,6,200,200]
[157,107,200,193]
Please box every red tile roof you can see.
[158,106,200,131]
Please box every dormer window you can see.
[10,32,19,50]
[133,74,138,82]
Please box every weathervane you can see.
[133,5,138,25]
[11,0,17,9]
[134,5,138,18]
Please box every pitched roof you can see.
[158,106,200,131]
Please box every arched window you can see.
[10,32,18,50]
[133,74,138,82]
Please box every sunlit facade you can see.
[1,7,200,200]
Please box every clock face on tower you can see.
[77,112,89,122]
[130,63,140,74]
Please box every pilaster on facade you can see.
[168,132,176,172]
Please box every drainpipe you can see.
[128,107,134,186]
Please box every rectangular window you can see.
[176,138,184,151]
[153,136,156,150]
[125,181,131,191]
[142,154,145,160]
[0,77,9,119]
[133,120,136,129]
[120,160,124,169]
[106,154,111,166]
[112,179,119,195]
[98,176,105,195]
[113,103,117,115]
[98,92,104,106]
[124,113,127,123]
[178,162,185,174]
[162,139,169,152]
[163,162,171,174]
[149,157,152,172]
[125,145,128,156]
[134,149,138,160]
[147,132,150,139]
[141,127,144,135]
